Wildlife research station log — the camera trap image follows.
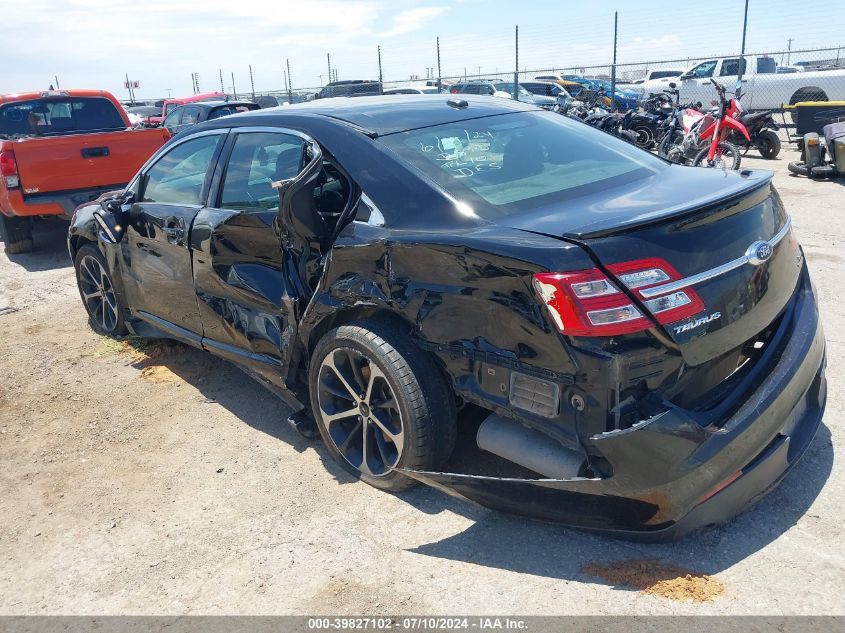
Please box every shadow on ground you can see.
[1,218,71,272]
[110,336,834,587]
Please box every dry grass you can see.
[581,559,725,602]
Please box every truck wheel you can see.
[310,319,456,492]
[692,142,741,170]
[789,88,828,123]
[756,130,781,159]
[73,244,127,336]
[0,214,34,254]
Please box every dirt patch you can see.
[581,559,724,602]
[97,337,193,383]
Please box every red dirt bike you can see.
[661,78,751,169]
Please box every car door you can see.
[190,128,311,388]
[679,60,718,104]
[121,130,226,341]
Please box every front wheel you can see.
[631,124,656,149]
[74,244,127,336]
[310,320,457,492]
[755,129,781,159]
[692,141,742,169]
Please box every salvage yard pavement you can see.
[0,146,843,615]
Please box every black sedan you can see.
[68,96,826,540]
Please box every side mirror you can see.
[94,191,134,244]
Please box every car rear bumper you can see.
[403,266,826,540]
[1,184,125,218]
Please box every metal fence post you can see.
[610,12,617,106]
[327,53,332,85]
[736,0,749,99]
[514,25,519,100]
[378,45,384,93]
[286,59,293,104]
[219,69,225,94]
[231,72,237,100]
[436,36,442,91]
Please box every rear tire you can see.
[73,244,127,336]
[632,124,655,149]
[756,130,781,159]
[309,319,456,492]
[0,214,34,254]
[692,141,741,169]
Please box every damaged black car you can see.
[68,95,826,540]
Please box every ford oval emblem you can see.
[746,241,773,266]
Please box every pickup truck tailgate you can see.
[13,128,169,194]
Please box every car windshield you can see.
[380,111,664,220]
[0,97,125,137]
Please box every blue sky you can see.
[1,0,842,99]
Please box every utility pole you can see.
[125,73,134,104]
[436,36,442,91]
[378,45,384,94]
[249,64,256,99]
[610,11,618,104]
[736,0,749,99]
[54,75,60,89]
[327,53,332,85]
[286,58,293,104]
[231,72,237,99]
[219,69,225,94]
[513,25,519,100]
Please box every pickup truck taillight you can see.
[532,258,704,337]
[0,150,20,189]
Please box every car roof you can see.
[174,100,255,110]
[212,94,538,136]
[0,89,117,105]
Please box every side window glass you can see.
[220,132,305,211]
[181,106,201,125]
[720,58,746,76]
[163,109,180,130]
[141,134,220,205]
[757,57,776,74]
[690,61,717,78]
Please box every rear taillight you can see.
[533,257,704,337]
[0,150,19,188]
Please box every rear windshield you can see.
[0,97,125,137]
[379,111,665,220]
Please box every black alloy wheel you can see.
[74,244,126,336]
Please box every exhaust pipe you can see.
[476,414,584,479]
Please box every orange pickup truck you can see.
[0,89,170,253]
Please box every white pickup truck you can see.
[638,55,845,110]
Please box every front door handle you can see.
[164,217,185,245]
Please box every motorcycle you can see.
[659,79,749,169]
[729,108,781,159]
[563,89,639,145]
[622,93,673,150]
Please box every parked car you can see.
[69,95,825,539]
[639,55,845,110]
[383,86,443,95]
[568,78,640,111]
[491,82,557,108]
[0,89,170,253]
[147,91,227,127]
[163,100,260,135]
[315,80,382,99]
[522,81,572,100]
[534,75,586,96]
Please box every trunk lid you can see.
[505,166,803,365]
[12,128,168,194]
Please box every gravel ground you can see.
[0,144,843,615]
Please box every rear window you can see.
[0,97,125,137]
[380,111,664,220]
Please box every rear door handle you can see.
[81,146,110,158]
